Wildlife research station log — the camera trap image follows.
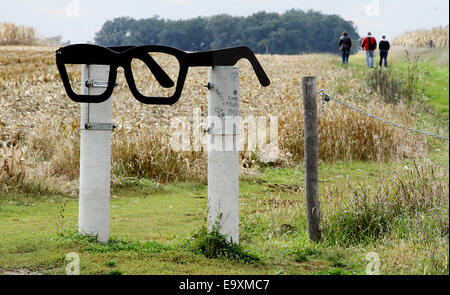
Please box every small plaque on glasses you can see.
[91,80,109,88]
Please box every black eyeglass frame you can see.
[56,44,270,105]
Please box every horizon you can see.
[1,0,449,44]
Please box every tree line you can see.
[94,9,360,55]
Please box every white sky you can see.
[1,0,449,43]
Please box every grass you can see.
[0,47,448,275]
[393,56,449,119]
[1,154,447,275]
[186,226,260,263]
[333,48,449,120]
[323,160,449,246]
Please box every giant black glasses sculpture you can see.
[56,44,270,105]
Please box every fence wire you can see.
[317,89,449,141]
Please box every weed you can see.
[188,226,260,263]
[405,50,420,102]
[84,238,172,254]
[111,175,163,192]
[57,230,172,254]
[10,240,40,254]
[104,261,117,267]
[315,267,356,275]
[323,161,449,246]
[293,246,322,263]
[366,68,405,104]
[274,268,286,275]
[107,270,123,275]
[364,50,425,104]
[325,250,348,268]
[240,214,272,242]
[111,128,207,183]
[56,197,70,235]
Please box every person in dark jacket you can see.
[378,36,390,68]
[339,32,352,64]
[361,32,377,68]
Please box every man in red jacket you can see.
[361,32,377,68]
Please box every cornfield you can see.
[0,23,36,46]
[0,45,429,193]
[393,25,449,48]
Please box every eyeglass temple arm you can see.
[134,52,175,88]
[109,46,174,88]
[187,46,270,87]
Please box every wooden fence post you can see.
[302,76,321,242]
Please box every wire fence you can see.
[317,89,449,142]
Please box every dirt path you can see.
[0,268,44,275]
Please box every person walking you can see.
[378,35,390,68]
[361,32,377,68]
[339,31,352,64]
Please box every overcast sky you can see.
[1,0,449,43]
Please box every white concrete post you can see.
[79,65,112,243]
[207,67,240,244]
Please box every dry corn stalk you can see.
[0,22,36,46]
[393,25,449,48]
[0,45,429,185]
[0,143,26,182]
